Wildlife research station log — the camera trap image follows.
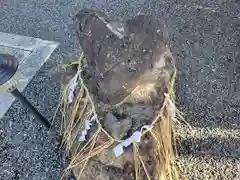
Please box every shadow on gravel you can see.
[178,136,240,159]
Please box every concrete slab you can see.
[0,32,59,118]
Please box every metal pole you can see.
[10,88,51,129]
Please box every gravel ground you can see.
[0,0,239,179]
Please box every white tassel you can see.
[113,125,152,157]
[68,65,82,104]
[164,93,177,121]
[113,144,124,157]
[78,115,98,142]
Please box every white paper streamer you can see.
[113,125,152,157]
[78,115,98,142]
[164,93,177,121]
[68,65,82,104]
[113,144,124,157]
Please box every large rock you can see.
[74,9,174,105]
[70,9,176,179]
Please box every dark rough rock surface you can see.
[75,10,173,105]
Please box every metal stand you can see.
[11,88,51,129]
